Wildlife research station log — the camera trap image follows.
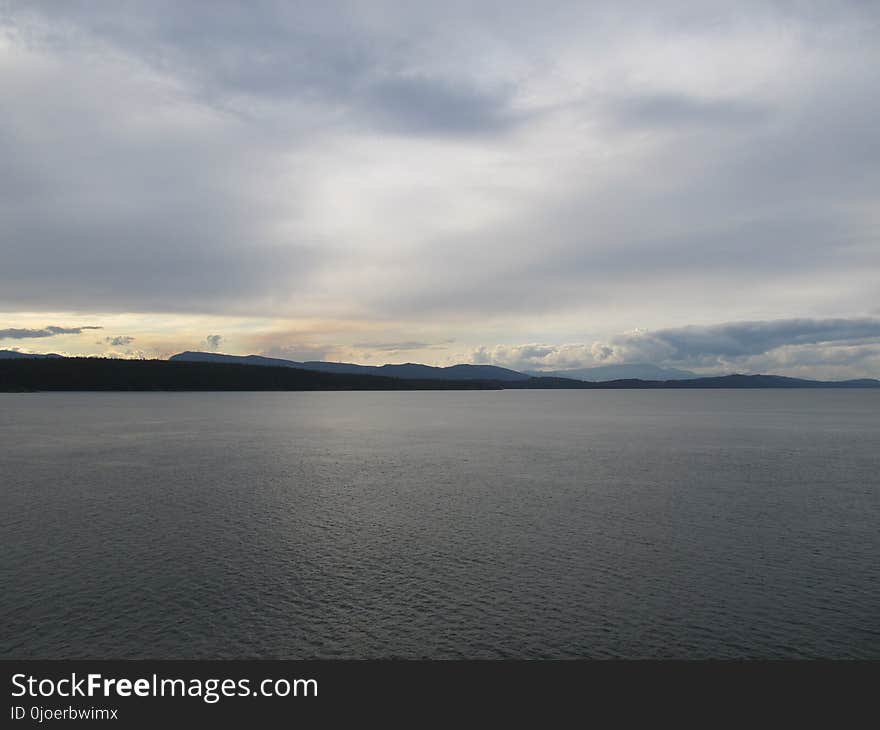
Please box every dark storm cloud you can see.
[0,326,102,339]
[604,318,880,365]
[103,335,135,347]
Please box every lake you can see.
[1,390,878,658]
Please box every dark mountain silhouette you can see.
[0,357,502,391]
[502,374,878,389]
[634,373,880,388]
[1,357,878,391]
[169,351,531,381]
[527,363,699,381]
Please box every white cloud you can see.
[468,318,880,379]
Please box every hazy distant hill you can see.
[169,351,531,381]
[0,350,63,359]
[527,363,699,381]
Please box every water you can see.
[1,390,878,659]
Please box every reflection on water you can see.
[1,390,878,658]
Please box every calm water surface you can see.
[1,390,878,658]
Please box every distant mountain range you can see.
[171,351,700,382]
[169,351,531,381]
[1,351,878,390]
[527,363,699,381]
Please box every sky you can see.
[1,1,879,378]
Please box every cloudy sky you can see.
[2,1,879,377]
